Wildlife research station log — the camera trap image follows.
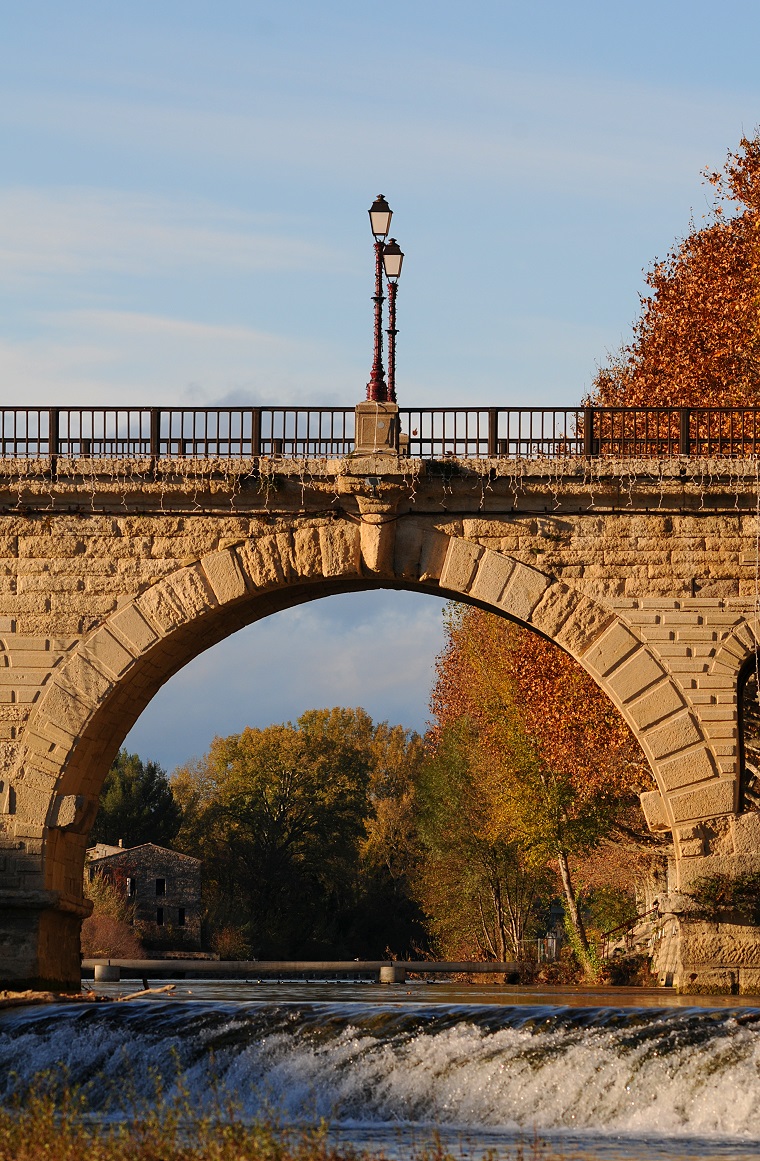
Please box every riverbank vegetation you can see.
[81,871,144,960]
[417,605,658,979]
[0,1077,578,1161]
[170,708,427,959]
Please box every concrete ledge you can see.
[83,958,520,977]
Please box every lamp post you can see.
[366,195,392,402]
[382,238,403,404]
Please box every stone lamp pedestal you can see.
[354,402,400,456]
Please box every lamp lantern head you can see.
[382,238,404,281]
[368,194,392,239]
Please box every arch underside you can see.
[12,526,739,911]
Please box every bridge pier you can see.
[0,890,87,990]
[0,449,758,989]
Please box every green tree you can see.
[174,709,371,956]
[353,720,429,957]
[415,719,554,962]
[91,749,182,848]
[173,708,430,958]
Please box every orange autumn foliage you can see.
[432,607,652,806]
[592,133,760,408]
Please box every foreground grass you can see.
[0,1064,577,1161]
[0,1091,574,1161]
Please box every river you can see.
[3,981,760,1160]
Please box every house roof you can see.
[86,842,201,867]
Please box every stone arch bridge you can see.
[2,406,760,991]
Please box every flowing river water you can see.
[4,981,760,1160]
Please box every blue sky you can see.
[4,1,759,767]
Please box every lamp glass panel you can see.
[369,209,392,236]
[382,246,401,277]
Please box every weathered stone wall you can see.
[1,452,760,988]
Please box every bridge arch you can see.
[13,519,726,979]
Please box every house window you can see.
[177,907,185,927]
[126,877,136,897]
[156,907,164,926]
[155,878,166,896]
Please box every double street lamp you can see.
[366,195,404,404]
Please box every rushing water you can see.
[3,981,760,1160]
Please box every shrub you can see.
[688,871,760,924]
[82,871,144,959]
[80,914,144,959]
[211,926,251,960]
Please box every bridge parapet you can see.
[1,403,760,461]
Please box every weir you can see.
[3,988,760,1146]
[2,402,760,991]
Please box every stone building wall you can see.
[87,842,202,950]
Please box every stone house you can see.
[86,842,202,951]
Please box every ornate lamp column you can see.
[382,238,404,405]
[366,195,392,402]
[355,198,405,456]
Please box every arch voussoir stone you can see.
[200,547,248,606]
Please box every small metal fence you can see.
[0,407,356,460]
[517,935,562,964]
[2,405,760,460]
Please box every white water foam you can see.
[2,1001,760,1143]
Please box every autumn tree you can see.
[426,605,653,975]
[173,708,428,958]
[592,133,760,408]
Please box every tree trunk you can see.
[556,848,595,977]
[492,877,509,963]
[477,893,499,959]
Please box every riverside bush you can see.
[0,1073,577,1161]
[688,871,760,923]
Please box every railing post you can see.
[487,409,498,457]
[583,407,596,457]
[150,409,160,459]
[251,409,262,458]
[679,407,691,456]
[48,408,59,475]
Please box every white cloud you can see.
[0,188,338,284]
[55,309,297,344]
[125,590,448,770]
[0,308,363,406]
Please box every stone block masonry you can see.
[0,452,760,990]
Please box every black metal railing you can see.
[601,905,660,960]
[2,406,760,461]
